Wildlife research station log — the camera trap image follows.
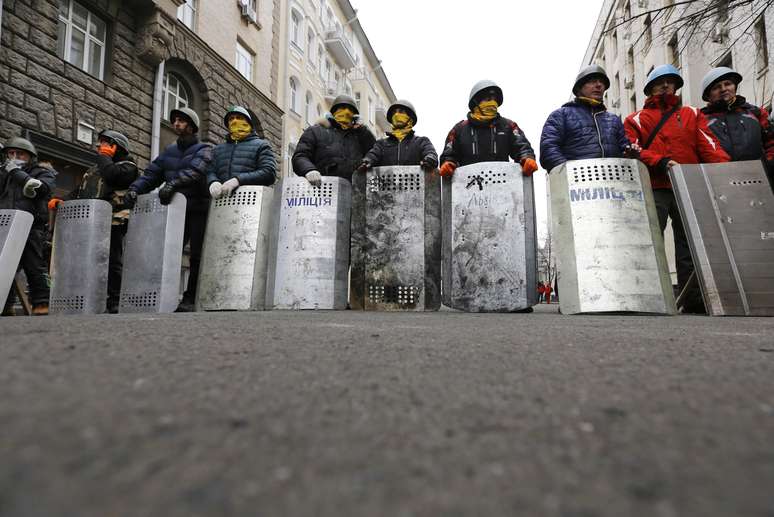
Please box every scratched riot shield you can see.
[350,166,441,311]
[49,199,112,314]
[119,192,186,313]
[266,176,350,309]
[550,158,675,315]
[670,160,774,316]
[442,161,537,312]
[0,210,33,309]
[196,186,274,311]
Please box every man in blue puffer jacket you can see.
[125,107,213,312]
[540,65,638,173]
[207,106,277,198]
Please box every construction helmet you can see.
[644,64,684,95]
[3,137,37,157]
[572,64,611,96]
[97,129,130,154]
[387,99,417,125]
[701,66,743,101]
[468,80,503,110]
[330,95,359,115]
[223,105,253,128]
[170,107,200,132]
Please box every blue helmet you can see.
[644,64,684,95]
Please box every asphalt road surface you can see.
[1,305,773,517]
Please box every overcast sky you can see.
[355,0,605,239]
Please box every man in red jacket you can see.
[624,65,730,313]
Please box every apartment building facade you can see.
[277,0,396,177]
[0,0,283,197]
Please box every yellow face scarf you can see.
[390,112,413,141]
[469,100,499,122]
[333,108,355,129]
[229,118,252,142]
[577,96,603,107]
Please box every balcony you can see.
[323,80,341,102]
[323,28,356,70]
[350,67,376,91]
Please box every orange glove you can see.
[520,158,538,176]
[97,142,117,157]
[439,161,457,177]
[48,198,63,210]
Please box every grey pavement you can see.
[1,305,773,517]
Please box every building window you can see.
[318,45,324,76]
[235,41,254,81]
[57,0,107,80]
[717,52,733,69]
[368,96,374,125]
[756,17,769,72]
[176,0,196,29]
[162,73,191,121]
[307,31,314,58]
[643,14,652,49]
[667,33,680,69]
[290,10,301,48]
[289,77,298,113]
[305,92,313,124]
[316,104,322,118]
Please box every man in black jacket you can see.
[292,95,376,185]
[1,137,56,316]
[357,99,437,171]
[126,107,213,312]
[51,130,138,313]
[439,80,538,177]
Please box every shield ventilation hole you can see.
[571,163,637,183]
[730,179,764,186]
[215,190,260,207]
[120,290,159,309]
[368,173,421,192]
[286,183,334,198]
[134,197,166,214]
[0,213,13,226]
[368,284,418,306]
[57,202,93,220]
[50,295,85,312]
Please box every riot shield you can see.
[0,210,34,309]
[196,186,274,311]
[266,176,351,310]
[49,199,112,314]
[550,158,675,315]
[119,192,186,313]
[350,166,441,311]
[442,161,537,312]
[670,160,774,316]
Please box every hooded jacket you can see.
[207,133,277,187]
[292,114,376,181]
[363,131,438,168]
[701,96,774,163]
[0,161,56,225]
[130,134,213,209]
[540,99,631,172]
[623,94,730,189]
[440,114,535,167]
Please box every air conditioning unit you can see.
[239,0,257,22]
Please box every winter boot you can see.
[31,303,49,316]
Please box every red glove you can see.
[48,198,63,211]
[520,158,538,176]
[97,143,117,157]
[439,161,457,177]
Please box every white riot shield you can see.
[0,210,34,309]
[442,161,537,312]
[197,186,274,311]
[119,193,186,313]
[50,199,112,314]
[266,176,350,310]
[550,158,676,315]
[350,166,441,311]
[670,160,774,316]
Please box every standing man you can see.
[439,80,538,177]
[50,130,138,313]
[207,106,277,198]
[292,95,376,186]
[0,137,56,316]
[357,99,437,171]
[540,65,638,172]
[700,66,774,187]
[624,65,730,313]
[125,107,213,312]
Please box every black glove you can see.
[420,156,438,171]
[124,190,138,208]
[158,183,176,205]
[356,159,371,174]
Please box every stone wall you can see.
[0,0,283,170]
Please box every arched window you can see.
[163,72,191,120]
[316,104,322,118]
[307,31,314,58]
[289,77,298,113]
[290,10,301,47]
[305,92,313,124]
